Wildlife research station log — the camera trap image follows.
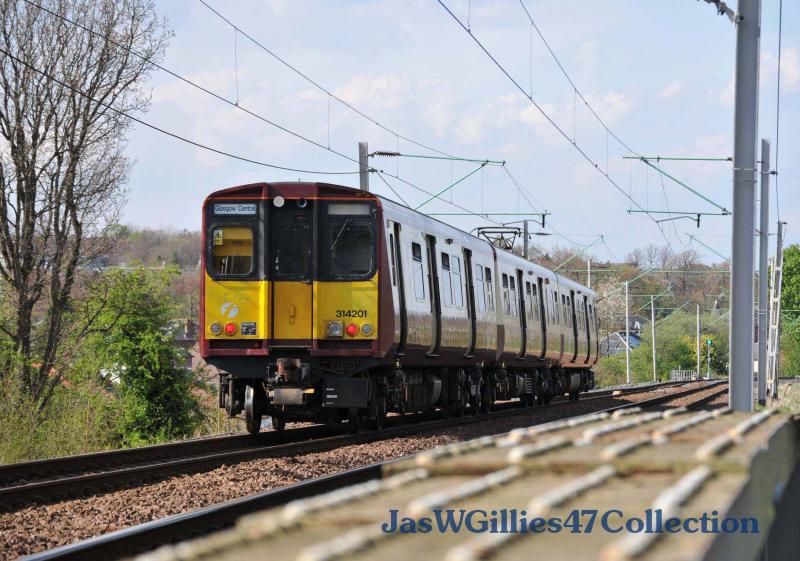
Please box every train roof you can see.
[204,181,595,297]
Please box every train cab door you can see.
[270,207,313,342]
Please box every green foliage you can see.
[782,244,800,312]
[79,266,204,445]
[595,311,729,386]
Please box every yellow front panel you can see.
[204,273,268,339]
[273,282,313,340]
[313,275,379,340]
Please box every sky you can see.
[123,0,799,265]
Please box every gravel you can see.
[0,381,720,560]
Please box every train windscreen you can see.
[319,202,376,281]
[210,226,253,275]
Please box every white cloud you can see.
[763,47,800,94]
[718,75,735,106]
[454,115,483,143]
[658,80,686,100]
[719,47,800,106]
[334,74,411,109]
[585,90,633,123]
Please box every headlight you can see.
[361,323,374,336]
[209,322,222,335]
[326,320,344,337]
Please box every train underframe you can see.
[218,358,595,434]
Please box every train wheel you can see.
[244,384,263,435]
[348,410,366,434]
[271,416,286,431]
[480,381,492,414]
[372,396,386,431]
[469,391,481,415]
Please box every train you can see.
[200,182,599,434]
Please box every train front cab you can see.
[200,182,391,433]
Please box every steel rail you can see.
[20,381,724,561]
[0,381,690,509]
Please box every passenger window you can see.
[452,255,463,307]
[531,283,539,322]
[475,265,486,313]
[441,252,453,307]
[553,292,560,324]
[412,242,425,301]
[485,267,495,312]
[210,226,253,276]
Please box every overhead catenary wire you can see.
[517,0,639,156]
[197,0,456,159]
[435,0,674,252]
[0,47,359,176]
[199,0,581,240]
[774,0,784,220]
[28,0,571,236]
[22,0,362,168]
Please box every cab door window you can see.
[210,226,254,276]
[272,213,312,280]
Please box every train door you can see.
[583,295,591,362]
[537,277,547,359]
[464,248,477,357]
[270,207,313,341]
[425,234,442,356]
[390,222,407,354]
[569,290,578,361]
[516,269,526,357]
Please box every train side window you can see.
[530,283,539,322]
[210,226,254,276]
[509,277,517,317]
[389,233,397,286]
[502,274,511,315]
[525,282,535,321]
[485,267,495,312]
[475,265,486,313]
[412,242,425,301]
[441,252,453,307]
[452,255,464,307]
[553,291,560,324]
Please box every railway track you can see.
[20,380,725,561]
[0,381,691,510]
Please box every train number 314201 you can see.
[335,309,368,318]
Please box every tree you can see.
[781,244,800,312]
[79,267,202,445]
[0,1,170,408]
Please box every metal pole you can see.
[651,295,657,381]
[707,344,711,379]
[757,139,770,405]
[587,257,592,289]
[696,304,701,380]
[358,141,369,192]
[625,280,631,384]
[729,0,761,411]
[523,220,529,260]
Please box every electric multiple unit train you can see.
[200,182,599,433]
